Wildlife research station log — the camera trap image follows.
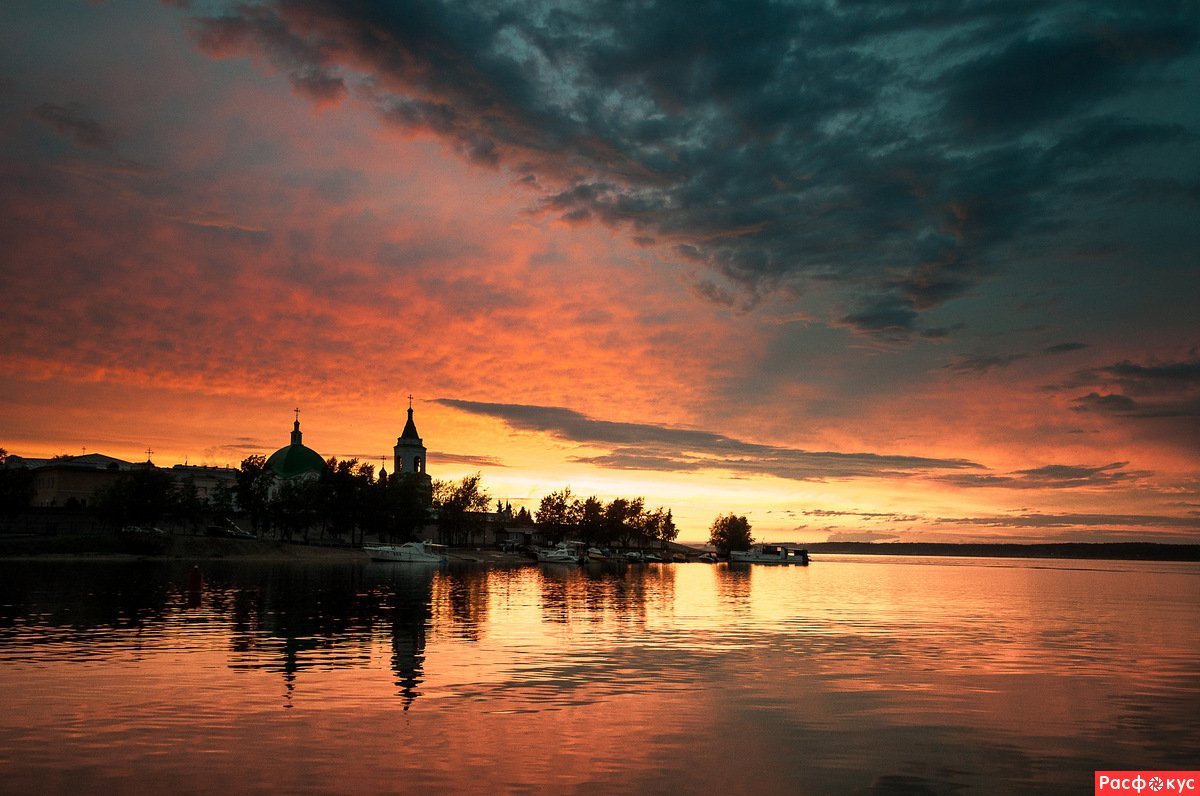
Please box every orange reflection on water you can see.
[1,557,1197,793]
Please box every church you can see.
[265,402,433,501]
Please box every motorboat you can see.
[363,541,448,563]
[697,552,718,563]
[729,545,810,565]
[587,547,611,561]
[537,542,584,564]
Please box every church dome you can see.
[267,417,327,479]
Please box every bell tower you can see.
[394,395,427,476]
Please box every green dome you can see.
[266,443,326,479]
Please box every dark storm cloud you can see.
[430,451,507,468]
[805,509,921,523]
[945,352,1029,374]
[436,398,983,481]
[188,1,1199,336]
[1060,356,1200,449]
[33,103,112,149]
[939,461,1148,489]
[943,24,1196,134]
[1042,342,1088,355]
[189,5,346,103]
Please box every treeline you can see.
[533,487,678,548]
[234,455,433,544]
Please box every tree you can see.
[535,487,576,541]
[380,474,429,542]
[641,507,678,546]
[0,449,35,524]
[271,477,322,542]
[709,514,753,556]
[606,497,644,549]
[576,496,605,545]
[236,454,274,534]
[433,473,491,546]
[94,468,178,529]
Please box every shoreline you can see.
[2,534,1198,563]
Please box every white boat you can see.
[729,545,810,565]
[537,542,584,564]
[363,541,448,563]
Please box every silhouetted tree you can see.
[641,507,678,547]
[272,477,321,542]
[576,496,605,545]
[0,449,35,524]
[171,476,205,532]
[606,497,644,549]
[236,455,274,534]
[709,514,753,556]
[209,481,236,520]
[536,487,578,542]
[433,473,490,546]
[94,468,178,528]
[380,474,429,542]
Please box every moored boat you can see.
[363,541,448,563]
[537,542,585,564]
[729,544,810,565]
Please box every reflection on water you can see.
[0,556,1197,793]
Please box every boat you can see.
[363,541,448,563]
[587,547,611,561]
[729,545,810,565]
[697,552,718,563]
[537,542,584,564]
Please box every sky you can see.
[1,0,1198,544]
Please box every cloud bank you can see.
[187,0,1200,336]
[436,398,986,481]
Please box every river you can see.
[1,555,1196,793]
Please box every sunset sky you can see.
[2,0,1197,543]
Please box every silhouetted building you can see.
[170,464,238,503]
[266,413,327,482]
[13,453,134,507]
[393,401,433,504]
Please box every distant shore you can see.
[797,541,1200,562]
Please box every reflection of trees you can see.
[535,564,677,626]
[714,563,753,606]
[0,560,442,709]
[0,561,175,636]
[433,565,489,641]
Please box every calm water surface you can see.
[0,555,1197,794]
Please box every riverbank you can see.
[5,533,1198,563]
[0,532,548,565]
[0,533,368,562]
